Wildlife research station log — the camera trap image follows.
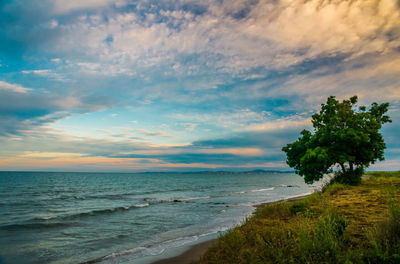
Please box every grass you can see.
[197,172,400,264]
[365,171,400,178]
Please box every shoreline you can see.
[151,193,312,264]
[150,239,217,264]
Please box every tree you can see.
[282,96,391,185]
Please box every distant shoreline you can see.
[151,193,312,264]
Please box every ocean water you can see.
[0,171,324,264]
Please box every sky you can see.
[0,0,399,172]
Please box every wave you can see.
[81,223,238,264]
[35,215,59,220]
[82,235,203,263]
[252,191,314,207]
[11,195,213,226]
[251,187,275,192]
[278,184,300,188]
[133,203,149,208]
[143,195,213,204]
[0,221,74,231]
[235,187,274,194]
[62,204,150,220]
[176,196,212,202]
[29,203,151,223]
[67,188,207,202]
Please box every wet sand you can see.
[151,239,217,264]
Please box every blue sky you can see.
[0,0,399,172]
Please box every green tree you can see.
[282,96,391,185]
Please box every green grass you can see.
[198,172,400,264]
[367,196,400,263]
[365,171,400,178]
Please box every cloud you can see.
[171,109,270,130]
[2,0,399,106]
[75,62,135,76]
[133,129,174,138]
[246,118,312,132]
[51,58,61,63]
[8,0,392,115]
[0,106,397,171]
[3,0,399,74]
[32,0,398,77]
[0,83,114,136]
[265,53,400,106]
[194,147,263,156]
[183,123,197,131]
[20,152,86,159]
[0,0,399,171]
[21,69,66,81]
[0,81,31,93]
[0,121,293,170]
[51,0,119,14]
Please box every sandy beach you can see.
[151,239,217,264]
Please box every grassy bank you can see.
[197,171,400,264]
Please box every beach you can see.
[151,239,217,264]
[151,194,312,264]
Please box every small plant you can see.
[289,200,316,218]
[323,182,348,196]
[297,209,348,263]
[367,199,400,262]
[254,202,290,219]
[290,201,309,215]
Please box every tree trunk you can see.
[349,162,354,172]
[339,163,346,173]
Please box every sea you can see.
[0,171,325,264]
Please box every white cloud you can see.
[53,96,83,109]
[48,19,59,29]
[51,0,119,14]
[171,109,270,130]
[22,69,66,81]
[75,62,135,76]
[51,58,62,63]
[183,123,197,131]
[45,0,400,79]
[246,117,312,132]
[0,81,31,93]
[21,152,86,159]
[133,129,173,138]
[266,53,400,106]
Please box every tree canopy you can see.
[282,96,391,185]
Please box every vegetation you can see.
[282,96,391,185]
[198,171,400,264]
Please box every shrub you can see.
[333,167,364,185]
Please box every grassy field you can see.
[197,171,400,264]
